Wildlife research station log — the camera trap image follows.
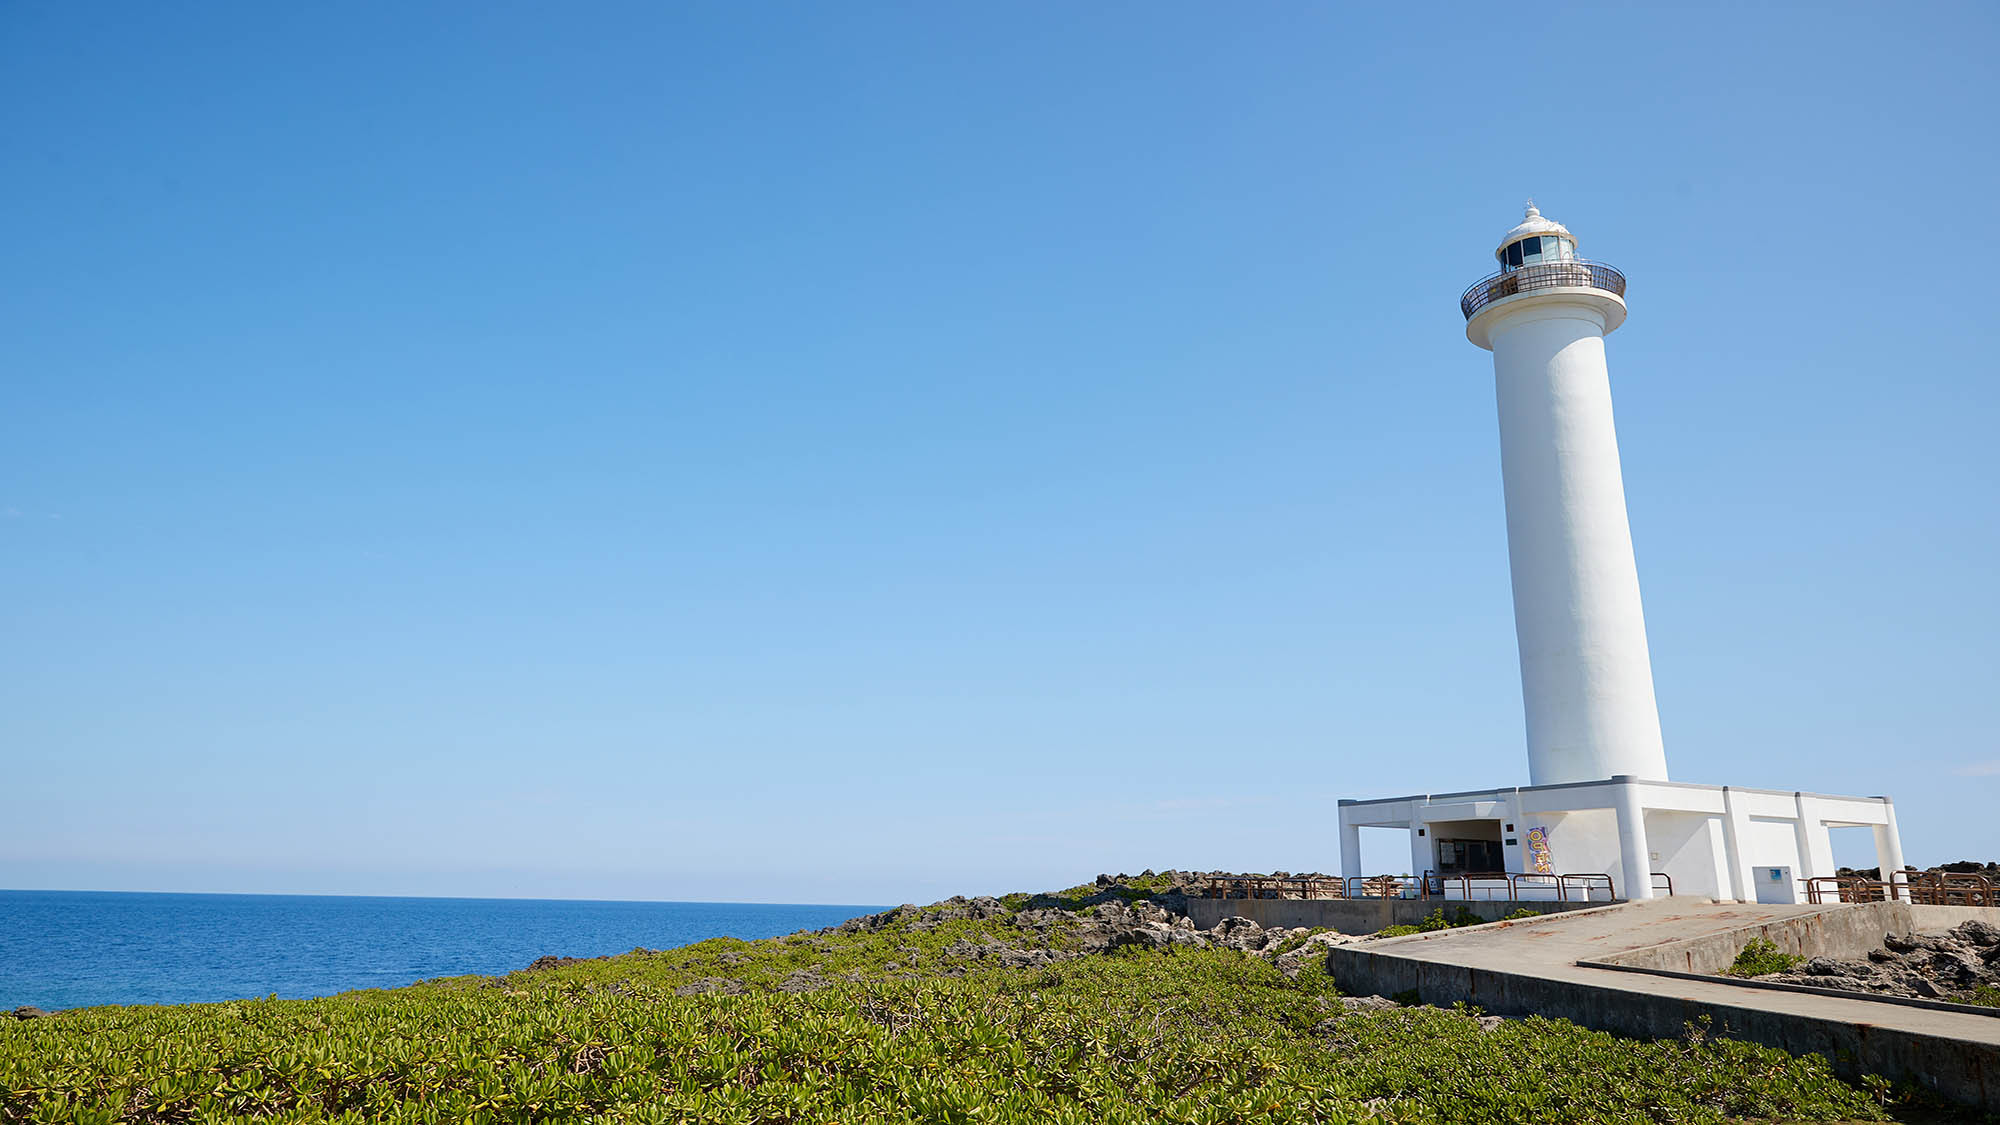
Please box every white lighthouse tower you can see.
[1333,204,1907,905]
[1465,203,1668,787]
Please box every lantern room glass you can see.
[1500,235,1574,272]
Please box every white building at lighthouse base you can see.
[1336,777,1905,904]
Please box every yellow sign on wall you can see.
[1525,826,1554,874]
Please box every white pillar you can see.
[1612,776,1654,900]
[1408,817,1432,879]
[1873,798,1907,901]
[1471,288,1668,787]
[1720,786,1754,903]
[1501,788,1525,874]
[1339,813,1363,880]
[1792,793,1834,885]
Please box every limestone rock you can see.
[1760,920,2000,1005]
[775,969,831,993]
[1957,920,2000,946]
[1338,994,1400,1011]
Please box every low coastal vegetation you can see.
[1372,906,1539,939]
[0,873,1941,1123]
[1723,938,1805,978]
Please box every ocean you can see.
[0,890,879,1011]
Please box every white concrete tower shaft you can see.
[1463,205,1668,786]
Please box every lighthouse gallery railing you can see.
[1460,259,1626,321]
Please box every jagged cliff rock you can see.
[1760,920,2000,1004]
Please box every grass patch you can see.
[1377,907,1490,938]
[1267,927,1332,956]
[1724,937,1805,978]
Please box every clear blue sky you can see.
[4,3,1995,904]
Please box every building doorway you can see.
[1436,838,1504,874]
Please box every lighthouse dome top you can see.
[1495,201,1573,260]
[1504,202,1576,255]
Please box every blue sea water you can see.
[0,890,879,1011]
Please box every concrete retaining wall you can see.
[1187,897,1585,933]
[1594,902,2000,975]
[1326,905,2000,1111]
[1910,904,2000,933]
[1595,902,1905,975]
[1328,941,1999,1110]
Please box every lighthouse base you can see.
[1337,778,1903,904]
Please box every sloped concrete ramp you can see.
[1326,899,2000,1111]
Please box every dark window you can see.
[1505,242,1524,267]
[1504,823,1514,832]
[1521,236,1541,256]
[1505,838,1518,846]
[1417,828,1426,837]
[1437,839,1504,874]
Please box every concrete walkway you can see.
[1326,899,2000,1111]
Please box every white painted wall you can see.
[1742,816,1804,874]
[1535,807,1622,886]
[1643,810,1729,899]
[1484,300,1668,787]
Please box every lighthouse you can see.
[1332,203,1906,905]
[1463,203,1668,788]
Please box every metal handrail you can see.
[1460,873,1518,902]
[1460,258,1626,320]
[1511,873,1564,901]
[1907,872,1995,907]
[1650,872,1673,897]
[1192,874,1347,900]
[1801,872,1995,906]
[1806,875,1900,904]
[1347,875,1422,899]
[1195,870,1638,904]
[1559,873,1616,902]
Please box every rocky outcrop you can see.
[526,871,1370,984]
[524,947,659,973]
[1758,920,2000,1004]
[775,968,833,993]
[675,976,747,997]
[524,955,593,972]
[1838,860,2000,881]
[1314,995,1506,1036]
[815,876,1363,980]
[1056,897,1358,977]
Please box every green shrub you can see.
[1725,937,1804,977]
[1968,984,2000,1008]
[1269,927,1331,956]
[1394,907,1488,934]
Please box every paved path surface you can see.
[1366,898,2000,1045]
[1329,898,2000,1109]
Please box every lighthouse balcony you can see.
[1460,259,1626,321]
